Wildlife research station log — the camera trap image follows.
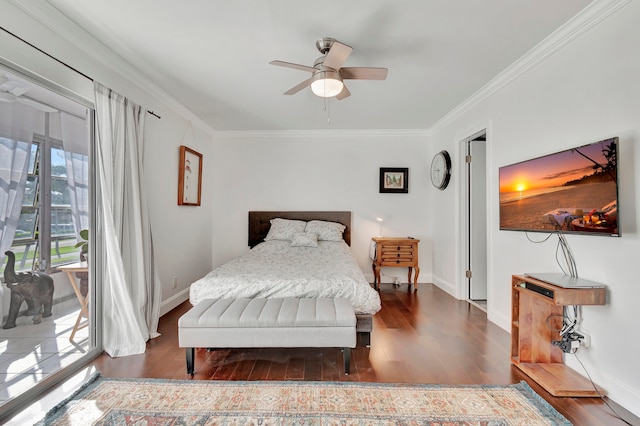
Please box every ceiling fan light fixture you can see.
[310,70,343,98]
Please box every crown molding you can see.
[10,0,628,139]
[212,128,430,140]
[9,0,217,136]
[428,0,630,135]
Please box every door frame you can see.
[466,133,487,303]
[457,124,492,307]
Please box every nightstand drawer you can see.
[381,260,415,267]
[380,244,414,252]
[380,253,415,262]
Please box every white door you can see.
[468,138,487,300]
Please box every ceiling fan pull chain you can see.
[326,79,331,123]
[321,94,330,123]
[325,96,331,124]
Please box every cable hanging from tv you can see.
[556,233,578,277]
[525,231,578,278]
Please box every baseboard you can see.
[160,288,190,316]
[488,309,510,333]
[364,272,432,285]
[565,356,640,419]
[431,274,456,297]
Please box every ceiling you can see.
[39,0,591,132]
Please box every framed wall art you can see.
[379,167,409,193]
[178,145,202,206]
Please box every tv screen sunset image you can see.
[499,137,618,236]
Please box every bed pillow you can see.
[264,218,307,241]
[290,232,319,247]
[305,220,346,242]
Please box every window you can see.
[1,136,88,274]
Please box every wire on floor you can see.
[573,352,633,425]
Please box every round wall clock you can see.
[430,150,452,190]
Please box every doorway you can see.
[465,132,487,311]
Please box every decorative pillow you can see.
[264,218,307,241]
[305,220,346,242]
[290,232,319,247]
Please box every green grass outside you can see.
[1,240,81,275]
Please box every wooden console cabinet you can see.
[371,237,420,290]
[511,275,606,397]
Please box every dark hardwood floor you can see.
[89,283,637,426]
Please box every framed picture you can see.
[178,145,202,206]
[379,167,409,193]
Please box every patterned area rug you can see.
[38,374,571,425]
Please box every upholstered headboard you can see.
[248,211,351,248]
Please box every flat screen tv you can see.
[499,137,619,236]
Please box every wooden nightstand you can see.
[371,237,420,290]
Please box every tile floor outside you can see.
[0,303,89,406]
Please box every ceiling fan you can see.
[0,75,58,113]
[270,37,388,100]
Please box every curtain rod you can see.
[1,25,161,119]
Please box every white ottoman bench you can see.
[178,297,357,375]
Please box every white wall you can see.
[428,1,640,415]
[143,115,214,314]
[0,2,215,316]
[209,131,432,282]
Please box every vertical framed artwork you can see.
[379,167,409,193]
[178,145,202,206]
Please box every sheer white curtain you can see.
[94,82,161,357]
[61,112,90,241]
[0,102,36,268]
[0,137,32,267]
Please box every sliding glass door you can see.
[0,65,99,417]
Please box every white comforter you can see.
[189,240,381,315]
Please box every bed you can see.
[189,211,381,344]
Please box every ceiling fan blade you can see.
[323,41,352,70]
[336,85,351,100]
[283,78,313,95]
[340,67,388,80]
[0,78,31,96]
[0,91,17,102]
[9,86,30,97]
[270,60,317,73]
